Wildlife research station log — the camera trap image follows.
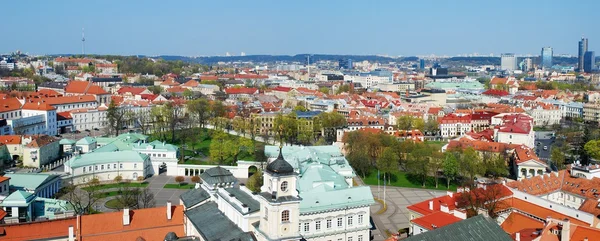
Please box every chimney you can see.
[167,201,172,220]
[561,218,570,241]
[68,225,74,241]
[515,232,520,241]
[123,208,130,226]
[429,200,434,210]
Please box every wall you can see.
[511,189,594,225]
[66,159,150,184]
[298,206,371,241]
[176,161,263,179]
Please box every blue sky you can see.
[2,0,598,56]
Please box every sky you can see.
[1,0,598,57]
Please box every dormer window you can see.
[281,181,288,192]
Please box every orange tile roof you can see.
[41,95,97,105]
[0,176,10,183]
[504,198,588,226]
[80,205,185,241]
[500,212,545,234]
[65,81,108,95]
[408,194,457,216]
[0,217,76,241]
[411,211,462,230]
[26,135,58,148]
[0,135,22,145]
[21,102,56,111]
[0,97,22,113]
[182,79,199,87]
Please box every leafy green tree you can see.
[458,148,485,183]
[412,118,425,132]
[148,85,163,94]
[347,148,371,178]
[246,171,263,192]
[397,116,414,131]
[377,147,399,184]
[442,152,459,189]
[551,147,566,170]
[584,139,600,160]
[424,119,439,135]
[294,105,308,112]
[182,89,193,99]
[319,87,330,94]
[106,100,126,136]
[210,131,230,164]
[317,111,346,142]
[406,143,431,187]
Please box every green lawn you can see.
[164,183,196,189]
[363,169,457,191]
[83,182,148,191]
[105,199,122,209]
[94,191,122,198]
[424,140,448,150]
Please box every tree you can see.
[182,89,193,99]
[584,140,600,160]
[458,148,485,184]
[175,176,185,186]
[551,147,566,170]
[397,116,414,131]
[424,119,440,136]
[412,118,425,132]
[191,176,201,183]
[406,143,431,187]
[347,148,372,178]
[429,150,444,188]
[137,187,155,209]
[148,86,163,94]
[246,170,263,193]
[483,153,509,178]
[377,147,399,184]
[294,105,308,112]
[318,87,330,94]
[210,131,229,164]
[61,179,102,214]
[442,152,459,189]
[115,186,141,209]
[114,175,123,183]
[318,111,346,143]
[456,184,508,218]
[106,100,126,136]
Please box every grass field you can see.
[363,169,457,191]
[105,199,122,209]
[83,182,148,191]
[164,183,196,189]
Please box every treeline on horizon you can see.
[44,53,591,66]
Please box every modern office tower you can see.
[419,59,425,69]
[584,51,595,73]
[338,59,353,70]
[579,37,588,71]
[501,53,518,71]
[541,47,553,69]
[520,58,533,71]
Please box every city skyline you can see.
[1,0,599,56]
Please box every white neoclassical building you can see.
[64,150,152,184]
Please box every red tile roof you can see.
[407,194,457,216]
[117,86,146,95]
[0,217,77,241]
[21,102,56,111]
[181,80,199,87]
[272,86,292,92]
[80,205,185,241]
[0,176,10,183]
[411,211,462,231]
[224,87,258,95]
[40,95,97,105]
[483,89,509,97]
[0,97,22,113]
[500,212,545,234]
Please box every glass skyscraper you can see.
[584,51,595,73]
[579,37,588,72]
[541,47,553,69]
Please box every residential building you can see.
[500,53,518,72]
[492,113,535,148]
[64,80,111,104]
[525,102,561,126]
[64,150,152,184]
[22,135,60,168]
[69,106,107,131]
[583,103,600,123]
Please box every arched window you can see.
[281,181,288,192]
[281,210,290,222]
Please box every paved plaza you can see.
[368,186,445,241]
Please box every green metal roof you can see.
[264,146,374,213]
[65,150,149,168]
[1,190,35,206]
[76,136,96,145]
[404,215,512,241]
[4,173,60,191]
[59,139,76,145]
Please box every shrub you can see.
[191,176,201,183]
[175,176,185,185]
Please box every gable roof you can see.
[404,215,512,241]
[0,217,76,240]
[65,81,108,95]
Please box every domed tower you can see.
[257,145,301,240]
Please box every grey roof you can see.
[404,215,512,241]
[200,166,238,185]
[180,188,210,208]
[258,192,301,203]
[265,148,294,176]
[185,202,256,241]
[223,188,260,214]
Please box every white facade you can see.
[501,53,518,71]
[22,109,57,136]
[496,131,535,149]
[70,108,107,131]
[64,155,151,184]
[527,107,561,126]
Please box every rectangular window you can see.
[95,165,98,171]
[348,216,353,226]
[315,221,321,231]
[327,219,332,229]
[120,163,123,169]
[348,237,353,241]
[337,218,343,227]
[134,163,137,168]
[264,207,268,220]
[101,165,104,170]
[107,164,110,170]
[358,235,363,241]
[358,214,364,224]
[304,222,309,232]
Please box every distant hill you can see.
[158,54,407,64]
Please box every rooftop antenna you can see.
[81,28,86,56]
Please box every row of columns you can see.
[37,181,60,198]
[42,155,71,172]
[184,168,204,176]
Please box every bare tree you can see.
[61,179,102,214]
[137,187,155,209]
